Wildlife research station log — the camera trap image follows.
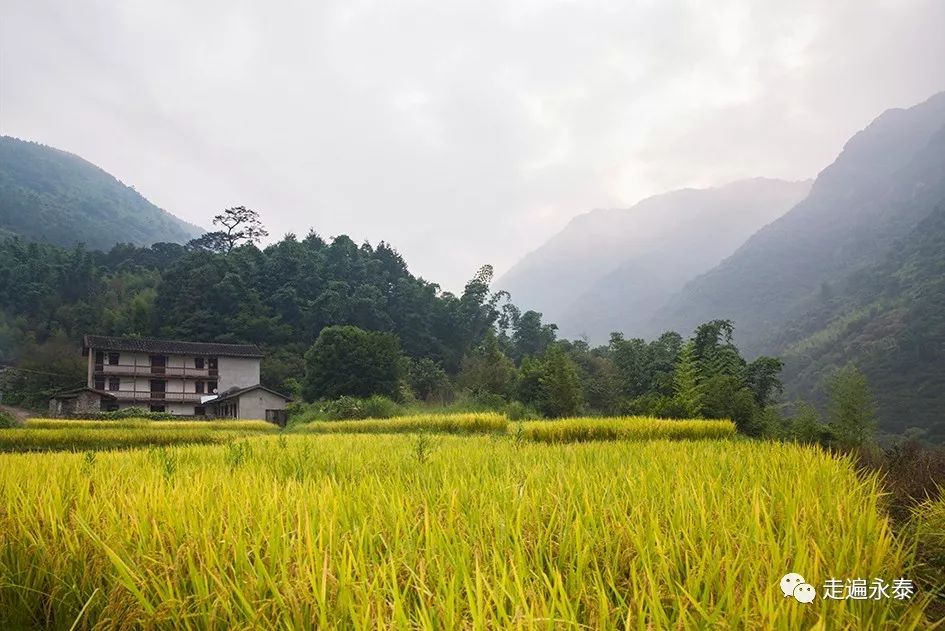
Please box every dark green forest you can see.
[0,220,789,436]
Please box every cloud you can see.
[2,0,943,291]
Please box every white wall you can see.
[236,389,287,420]
[218,357,261,392]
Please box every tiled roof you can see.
[206,384,292,404]
[52,387,118,399]
[83,335,263,358]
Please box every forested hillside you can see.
[497,178,809,342]
[776,202,945,441]
[0,227,783,436]
[0,137,201,249]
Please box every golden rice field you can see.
[293,411,509,435]
[520,417,735,443]
[0,419,278,452]
[0,417,937,629]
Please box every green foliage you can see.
[701,375,760,436]
[672,341,704,418]
[0,409,18,429]
[88,407,176,421]
[288,396,403,423]
[303,326,403,401]
[746,356,785,408]
[535,345,583,418]
[827,365,877,449]
[407,358,450,402]
[504,401,539,421]
[789,401,833,445]
[457,331,515,400]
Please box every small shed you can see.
[203,385,291,425]
[48,388,117,417]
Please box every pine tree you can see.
[673,341,704,418]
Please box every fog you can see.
[2,0,943,291]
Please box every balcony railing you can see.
[108,390,207,403]
[95,364,214,379]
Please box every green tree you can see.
[826,365,876,449]
[790,401,826,444]
[408,358,449,402]
[745,356,784,407]
[302,325,403,401]
[701,374,760,435]
[509,310,557,362]
[672,341,704,417]
[536,345,582,418]
[457,331,515,399]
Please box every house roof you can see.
[51,387,118,400]
[83,335,263,358]
[204,384,292,405]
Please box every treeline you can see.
[0,208,858,439]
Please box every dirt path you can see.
[0,404,32,424]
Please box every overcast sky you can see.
[2,0,944,291]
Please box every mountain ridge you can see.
[0,136,203,250]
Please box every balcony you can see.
[95,364,215,379]
[110,390,206,404]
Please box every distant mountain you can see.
[657,92,945,352]
[656,91,945,440]
[0,136,202,249]
[497,178,811,342]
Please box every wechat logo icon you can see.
[781,573,816,603]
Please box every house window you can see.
[94,378,105,390]
[150,379,166,393]
[194,406,206,416]
[94,351,104,365]
[108,352,120,365]
[195,381,205,394]
[208,380,218,394]
[150,405,166,413]
[195,357,205,370]
[107,377,120,391]
[208,358,218,370]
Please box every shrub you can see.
[505,401,539,421]
[0,409,19,429]
[320,395,402,421]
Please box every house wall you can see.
[237,389,287,420]
[217,357,261,391]
[49,391,106,417]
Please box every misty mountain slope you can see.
[656,91,945,352]
[557,178,811,342]
[775,198,945,441]
[497,178,810,338]
[0,136,202,249]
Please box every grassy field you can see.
[0,418,936,629]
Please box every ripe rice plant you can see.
[0,435,933,628]
[294,411,508,435]
[0,426,265,452]
[24,418,279,432]
[521,416,737,443]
